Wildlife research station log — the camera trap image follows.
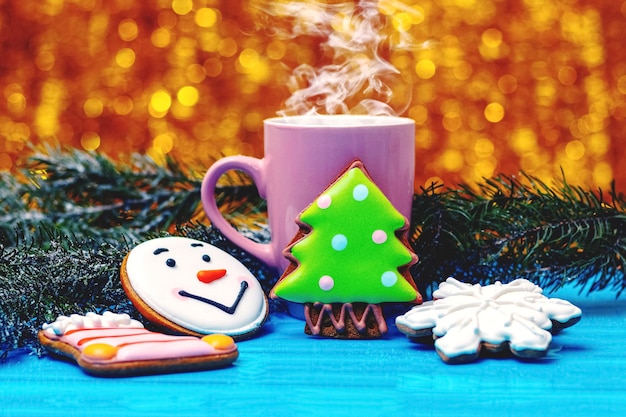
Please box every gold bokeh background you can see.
[1,0,625,192]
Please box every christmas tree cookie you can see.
[271,160,422,338]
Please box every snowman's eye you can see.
[202,254,211,263]
[166,258,176,268]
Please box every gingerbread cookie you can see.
[395,277,582,364]
[121,237,268,340]
[39,312,238,376]
[271,160,421,339]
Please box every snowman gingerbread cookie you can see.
[121,236,269,340]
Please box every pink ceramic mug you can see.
[201,115,415,272]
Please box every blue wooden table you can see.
[1,285,625,417]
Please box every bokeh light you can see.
[0,0,624,194]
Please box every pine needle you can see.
[411,172,626,296]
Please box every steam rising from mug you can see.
[254,0,424,116]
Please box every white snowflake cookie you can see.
[395,278,582,364]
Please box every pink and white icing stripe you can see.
[42,312,236,364]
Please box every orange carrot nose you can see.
[197,269,227,284]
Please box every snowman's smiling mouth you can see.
[178,281,249,315]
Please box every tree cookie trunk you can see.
[304,302,388,339]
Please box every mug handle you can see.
[200,156,276,268]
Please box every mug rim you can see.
[264,115,415,127]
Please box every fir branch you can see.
[411,173,626,296]
[23,146,203,234]
[0,146,265,245]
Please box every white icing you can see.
[42,311,143,337]
[396,277,582,360]
[124,236,267,336]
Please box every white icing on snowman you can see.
[124,236,267,336]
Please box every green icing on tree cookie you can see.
[273,164,418,304]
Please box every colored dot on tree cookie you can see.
[352,184,369,201]
[381,271,398,288]
[372,230,387,244]
[317,195,332,209]
[319,275,334,291]
[331,234,348,251]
